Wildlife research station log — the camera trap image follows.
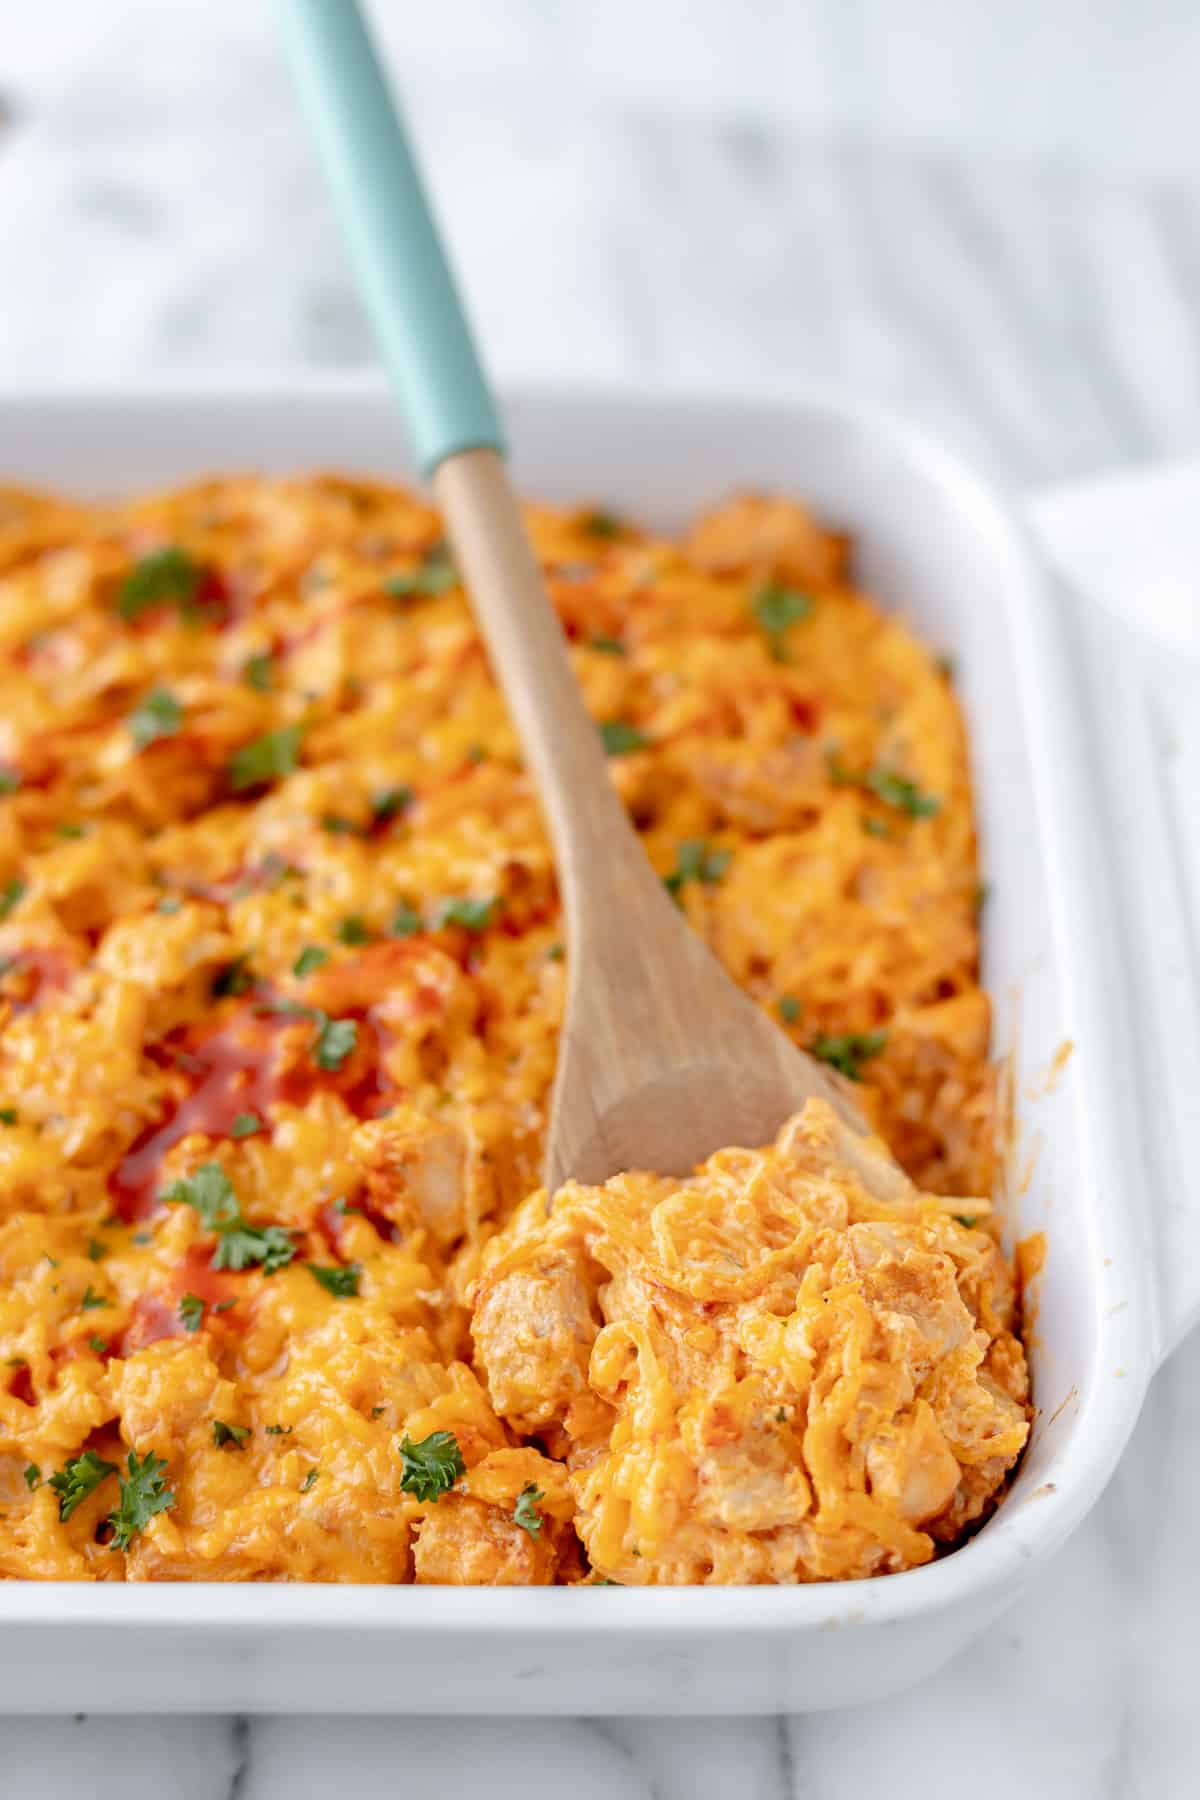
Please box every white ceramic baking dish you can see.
[0,382,1194,1715]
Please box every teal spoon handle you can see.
[279,0,504,477]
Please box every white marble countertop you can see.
[1,5,1199,1795]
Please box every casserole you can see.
[0,381,1191,1713]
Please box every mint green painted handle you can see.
[279,0,504,477]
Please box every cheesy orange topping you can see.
[0,475,1022,1582]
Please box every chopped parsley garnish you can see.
[580,508,622,539]
[664,839,731,902]
[398,1430,465,1502]
[778,995,802,1025]
[88,1336,108,1354]
[178,1293,204,1332]
[0,770,21,795]
[827,751,939,819]
[157,894,183,914]
[86,1239,107,1261]
[546,943,564,962]
[513,1482,545,1539]
[228,724,302,793]
[313,1015,358,1072]
[293,945,329,978]
[56,822,87,839]
[306,1262,361,1299]
[751,581,813,660]
[23,1463,40,1491]
[390,901,422,938]
[0,1108,16,1126]
[0,878,27,922]
[211,1420,250,1449]
[229,1112,262,1139]
[213,1297,237,1314]
[117,547,201,622]
[127,687,182,750]
[300,1467,319,1493]
[862,767,940,819]
[954,1213,979,1229]
[810,1030,888,1081]
[335,915,370,946]
[861,815,890,839]
[385,544,458,598]
[48,1449,117,1522]
[107,1449,175,1549]
[162,1162,296,1274]
[371,785,412,823]
[434,896,496,933]
[80,1285,109,1311]
[589,634,626,656]
[320,813,360,836]
[599,719,649,757]
[212,954,253,998]
[243,652,274,692]
[466,743,487,766]
[265,1424,292,1436]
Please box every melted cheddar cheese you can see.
[0,475,1021,1582]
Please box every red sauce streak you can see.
[111,999,396,1220]
[7,1363,35,1405]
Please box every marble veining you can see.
[1,4,1198,1795]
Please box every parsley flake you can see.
[48,1449,117,1522]
[589,634,626,656]
[106,1449,175,1549]
[229,1112,262,1139]
[0,1108,16,1126]
[398,1430,465,1502]
[56,821,87,839]
[385,545,458,598]
[243,652,274,692]
[162,1162,296,1274]
[863,767,940,819]
[265,1424,292,1436]
[580,509,622,539]
[664,839,730,902]
[0,769,21,795]
[118,547,201,622]
[211,1420,250,1449]
[810,1031,888,1081]
[778,995,802,1025]
[212,954,253,998]
[371,785,412,823]
[599,719,649,757]
[513,1482,545,1538]
[335,915,370,946]
[434,897,496,933]
[313,1015,357,1072]
[0,878,27,922]
[293,945,329,978]
[178,1293,204,1332]
[88,1336,107,1354]
[127,687,182,750]
[300,1467,319,1493]
[390,901,422,938]
[752,582,813,660]
[23,1463,41,1490]
[307,1262,361,1299]
[228,724,302,793]
[80,1285,109,1312]
[86,1238,107,1262]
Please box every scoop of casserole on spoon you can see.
[282,0,866,1191]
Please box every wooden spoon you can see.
[282,0,866,1191]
